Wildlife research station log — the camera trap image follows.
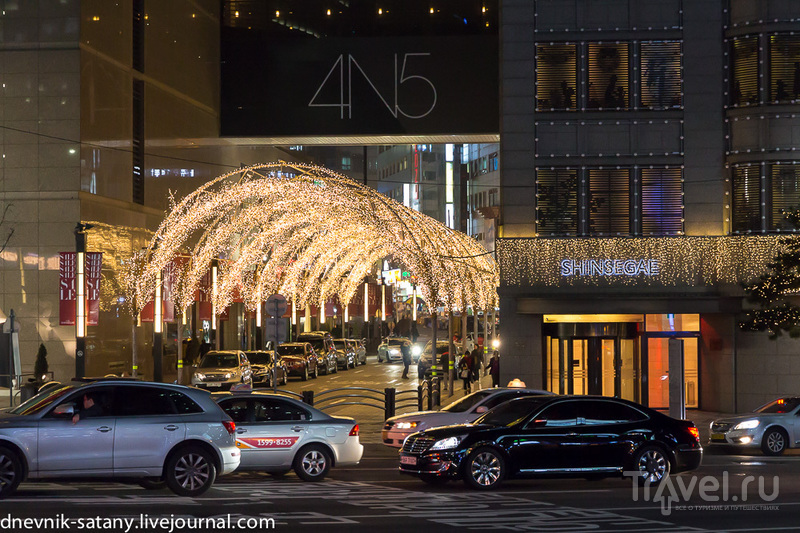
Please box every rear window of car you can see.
[756,397,800,414]
[199,352,239,368]
[441,390,494,413]
[277,345,306,355]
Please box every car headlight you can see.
[193,373,205,381]
[395,421,419,430]
[223,372,233,379]
[412,345,422,356]
[733,419,760,430]
[429,436,463,450]
[389,348,400,355]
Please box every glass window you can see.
[579,401,647,425]
[253,399,309,422]
[441,390,494,413]
[220,399,249,423]
[770,164,800,231]
[170,391,203,414]
[640,41,682,109]
[588,43,629,109]
[641,168,683,235]
[645,314,700,332]
[769,35,800,103]
[588,168,630,235]
[536,43,577,111]
[114,386,177,416]
[756,397,800,414]
[476,397,550,427]
[536,168,578,235]
[730,36,759,106]
[732,165,762,233]
[536,401,578,427]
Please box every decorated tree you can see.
[740,209,800,338]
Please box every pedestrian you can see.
[400,341,411,379]
[459,350,472,392]
[411,320,419,343]
[486,350,500,388]
[439,347,449,391]
[470,345,483,385]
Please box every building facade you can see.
[498,0,800,412]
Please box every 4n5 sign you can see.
[309,53,438,120]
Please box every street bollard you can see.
[384,387,396,419]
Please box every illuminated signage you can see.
[560,259,660,277]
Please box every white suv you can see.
[0,379,240,498]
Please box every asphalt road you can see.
[2,356,800,533]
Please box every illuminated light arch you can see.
[132,163,498,316]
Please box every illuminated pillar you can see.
[212,263,219,350]
[363,282,369,322]
[320,300,326,329]
[304,304,311,333]
[412,285,417,321]
[75,249,86,378]
[152,269,163,382]
[256,300,262,349]
[381,284,386,322]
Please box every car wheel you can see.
[762,427,788,456]
[312,365,318,379]
[0,445,23,499]
[293,445,332,482]
[165,446,217,497]
[419,474,448,485]
[301,366,309,381]
[138,478,167,490]
[463,447,505,490]
[633,445,671,485]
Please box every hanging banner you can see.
[196,270,213,322]
[59,252,103,326]
[140,260,179,323]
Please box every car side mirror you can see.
[475,406,489,414]
[52,403,75,417]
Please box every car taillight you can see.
[349,424,359,436]
[687,426,700,441]
[222,420,236,435]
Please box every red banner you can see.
[59,252,102,326]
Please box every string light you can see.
[133,163,498,317]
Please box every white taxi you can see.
[213,391,363,481]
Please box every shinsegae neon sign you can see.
[560,259,660,277]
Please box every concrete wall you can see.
[735,330,800,412]
[699,314,735,413]
[498,296,543,388]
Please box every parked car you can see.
[214,391,363,481]
[191,350,253,390]
[332,339,356,370]
[398,395,702,489]
[276,342,318,381]
[382,388,554,447]
[377,337,413,363]
[0,379,240,498]
[416,340,451,379]
[349,338,367,365]
[710,396,800,455]
[244,351,288,387]
[296,332,338,373]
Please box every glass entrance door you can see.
[645,337,699,409]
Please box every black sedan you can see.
[398,395,702,489]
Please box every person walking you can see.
[470,345,483,389]
[486,350,500,388]
[459,350,472,392]
[400,341,411,379]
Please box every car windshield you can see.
[277,345,305,356]
[247,353,272,364]
[441,390,494,412]
[333,340,349,350]
[303,340,326,353]
[387,339,406,346]
[756,397,800,414]
[9,385,76,416]
[199,353,239,368]
[474,397,552,427]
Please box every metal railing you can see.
[303,386,427,419]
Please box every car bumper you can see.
[398,451,463,479]
[382,429,414,448]
[286,366,307,376]
[219,444,241,475]
[673,445,703,473]
[709,429,764,449]
[333,437,364,466]
[192,380,239,390]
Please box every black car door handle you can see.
[291,426,305,432]
[164,424,180,431]
[236,428,248,434]
[96,426,112,433]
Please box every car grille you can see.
[711,422,732,432]
[402,435,436,454]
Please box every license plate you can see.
[205,382,222,388]
[711,433,725,440]
[400,455,417,465]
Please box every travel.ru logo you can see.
[623,471,779,516]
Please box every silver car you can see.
[710,396,800,455]
[349,338,367,365]
[214,391,363,481]
[0,379,240,498]
[191,350,253,390]
[332,339,356,370]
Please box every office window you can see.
[732,165,762,232]
[770,164,800,231]
[536,43,577,111]
[769,35,800,103]
[641,169,683,235]
[588,43,629,109]
[640,41,682,110]
[730,36,759,106]
[589,169,630,235]
[536,169,578,235]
